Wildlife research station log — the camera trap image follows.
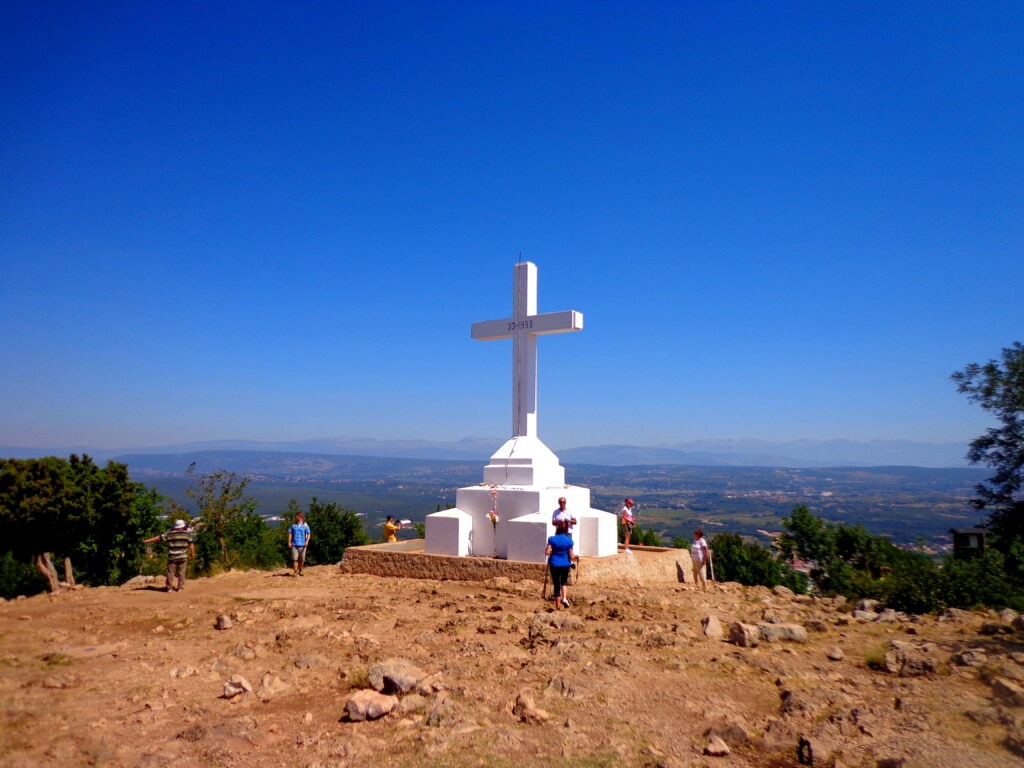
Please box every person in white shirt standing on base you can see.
[690,528,710,589]
[619,498,636,553]
[552,496,576,535]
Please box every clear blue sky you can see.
[2,1,1021,450]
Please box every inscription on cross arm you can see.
[470,262,583,438]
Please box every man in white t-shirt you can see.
[552,497,576,535]
[690,528,710,589]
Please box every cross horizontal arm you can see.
[471,310,584,341]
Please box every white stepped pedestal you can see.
[426,437,617,563]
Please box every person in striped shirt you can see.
[144,520,195,592]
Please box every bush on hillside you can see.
[710,532,807,593]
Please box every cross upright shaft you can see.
[470,262,583,438]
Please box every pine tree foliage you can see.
[951,341,1024,556]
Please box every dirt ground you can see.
[1,564,1022,768]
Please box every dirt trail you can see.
[0,565,1021,768]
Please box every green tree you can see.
[710,532,807,592]
[777,505,836,564]
[942,549,1023,611]
[0,456,163,595]
[952,341,1024,578]
[171,464,261,571]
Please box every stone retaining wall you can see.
[340,540,692,584]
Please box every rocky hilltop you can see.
[1,566,1023,768]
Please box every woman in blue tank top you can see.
[545,521,576,610]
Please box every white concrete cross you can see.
[471,262,583,438]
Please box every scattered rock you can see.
[728,622,760,648]
[704,724,749,748]
[980,621,1013,636]
[827,646,844,661]
[762,609,787,624]
[544,677,578,700]
[772,585,794,598]
[293,654,326,669]
[367,658,427,694]
[991,677,1024,707]
[757,623,808,643]
[170,665,197,679]
[233,643,257,661]
[797,734,836,766]
[855,598,881,613]
[951,648,987,667]
[396,694,428,714]
[512,692,549,724]
[122,575,159,587]
[883,642,938,677]
[704,735,730,756]
[998,608,1018,624]
[424,692,454,727]
[256,672,289,701]
[941,607,974,623]
[344,689,398,721]
[876,609,899,622]
[853,610,878,621]
[222,675,253,698]
[702,615,724,641]
[804,619,828,633]
[214,615,233,631]
[1006,725,1024,757]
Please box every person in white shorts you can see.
[690,528,710,589]
[620,498,636,552]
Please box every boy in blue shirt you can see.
[288,512,312,576]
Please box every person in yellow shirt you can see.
[383,516,401,543]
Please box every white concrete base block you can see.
[424,509,471,557]
[574,509,618,557]
[506,512,552,563]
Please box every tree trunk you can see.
[34,553,61,593]
[63,557,76,588]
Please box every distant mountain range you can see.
[1,436,970,468]
[559,439,970,468]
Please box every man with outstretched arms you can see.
[144,519,195,592]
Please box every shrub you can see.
[942,549,1024,611]
[880,555,945,614]
[711,533,807,593]
[0,551,46,599]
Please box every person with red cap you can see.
[620,498,636,553]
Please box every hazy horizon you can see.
[0,434,973,469]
